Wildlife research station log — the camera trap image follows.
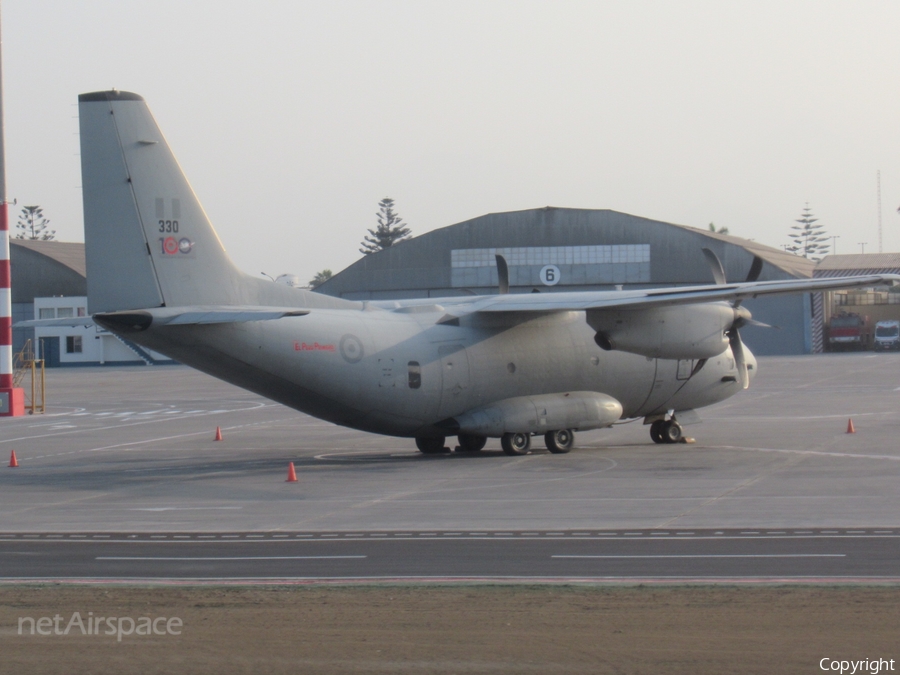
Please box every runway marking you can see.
[129,507,243,512]
[22,418,293,462]
[2,575,897,586]
[0,401,272,446]
[1,530,897,541]
[718,446,900,462]
[96,555,367,561]
[552,554,846,559]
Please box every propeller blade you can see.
[701,248,726,285]
[745,317,778,329]
[745,255,764,283]
[495,254,510,295]
[729,328,750,390]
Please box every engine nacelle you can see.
[587,303,734,360]
[451,391,623,437]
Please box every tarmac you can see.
[1,352,899,534]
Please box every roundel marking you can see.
[339,334,364,364]
[178,237,194,254]
[163,237,179,255]
[540,264,561,286]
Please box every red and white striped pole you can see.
[0,2,24,416]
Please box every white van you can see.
[874,320,900,351]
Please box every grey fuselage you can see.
[126,301,754,438]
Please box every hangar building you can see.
[10,239,171,366]
[316,208,817,355]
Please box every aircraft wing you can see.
[459,274,900,313]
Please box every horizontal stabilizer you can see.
[159,309,310,325]
[13,317,97,328]
[92,306,311,333]
[17,307,310,331]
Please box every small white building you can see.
[33,296,173,366]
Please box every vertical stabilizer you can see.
[80,90,247,312]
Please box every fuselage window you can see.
[408,361,421,389]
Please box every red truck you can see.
[827,311,868,351]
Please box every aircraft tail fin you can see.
[79,91,284,313]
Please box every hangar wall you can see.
[10,240,172,366]
[317,208,816,355]
[10,240,87,356]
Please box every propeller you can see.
[495,254,510,295]
[701,247,766,389]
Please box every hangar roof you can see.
[9,239,87,303]
[670,226,815,279]
[10,239,86,277]
[317,208,815,299]
[815,252,900,275]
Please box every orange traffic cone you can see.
[846,419,856,434]
[9,451,18,468]
[214,427,223,441]
[286,462,298,483]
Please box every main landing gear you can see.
[457,434,487,452]
[544,429,574,454]
[501,429,576,456]
[415,436,447,454]
[416,430,576,456]
[649,418,683,444]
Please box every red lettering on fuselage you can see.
[293,341,336,352]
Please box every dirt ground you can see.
[1,585,898,674]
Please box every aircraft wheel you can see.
[415,436,446,454]
[545,429,574,454]
[501,432,531,456]
[457,434,487,452]
[650,420,666,444]
[662,421,683,444]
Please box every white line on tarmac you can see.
[22,417,294,461]
[96,556,367,561]
[128,507,244,512]
[717,446,900,461]
[0,401,273,445]
[552,554,846,558]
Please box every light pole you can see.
[831,235,840,255]
[858,242,868,254]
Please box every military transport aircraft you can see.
[27,91,900,456]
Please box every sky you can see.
[3,0,900,283]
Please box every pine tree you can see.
[786,204,829,260]
[309,269,333,289]
[15,205,56,241]
[360,198,411,255]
